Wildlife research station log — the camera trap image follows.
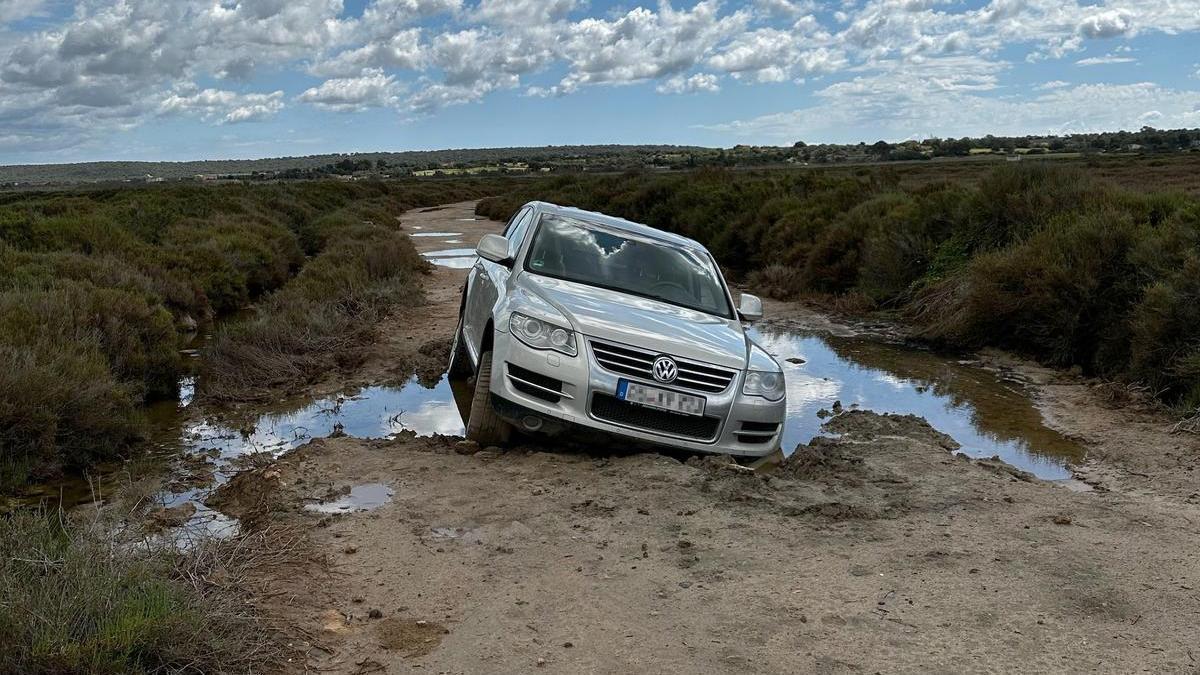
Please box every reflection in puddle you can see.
[181,376,464,464]
[427,257,474,269]
[143,375,464,535]
[750,327,1083,480]
[411,232,462,237]
[305,483,394,514]
[424,247,475,257]
[422,248,477,269]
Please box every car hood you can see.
[514,273,749,369]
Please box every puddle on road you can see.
[11,315,1085,528]
[305,483,395,514]
[423,247,477,269]
[137,375,466,535]
[750,327,1083,480]
[411,231,462,237]
[166,375,465,465]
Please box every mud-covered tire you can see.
[447,315,472,379]
[466,350,512,445]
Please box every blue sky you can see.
[1,0,1199,164]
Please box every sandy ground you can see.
[215,201,1200,674]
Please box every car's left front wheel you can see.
[465,350,513,446]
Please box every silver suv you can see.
[449,202,786,456]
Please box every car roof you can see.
[526,201,706,252]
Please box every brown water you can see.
[748,327,1082,480]
[6,321,1082,525]
[423,247,477,268]
[305,483,395,514]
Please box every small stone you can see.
[678,581,692,589]
[536,658,546,667]
[1052,515,1072,525]
[343,544,358,554]
[563,642,574,648]
[454,440,480,455]
[677,540,693,550]
[368,608,383,619]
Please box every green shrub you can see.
[0,178,512,489]
[0,509,278,674]
[479,164,1200,406]
[201,224,428,401]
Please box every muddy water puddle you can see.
[305,483,395,514]
[750,327,1083,480]
[12,318,1083,527]
[423,247,477,268]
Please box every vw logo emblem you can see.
[652,356,678,383]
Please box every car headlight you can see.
[509,311,577,357]
[742,370,785,401]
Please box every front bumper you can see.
[488,330,785,457]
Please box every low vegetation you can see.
[0,179,509,491]
[0,507,288,674]
[478,163,1200,410]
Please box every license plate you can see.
[617,380,705,416]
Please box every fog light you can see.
[522,415,543,431]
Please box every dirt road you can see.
[220,202,1200,674]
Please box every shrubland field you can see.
[477,157,1200,410]
[0,178,512,491]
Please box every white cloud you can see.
[657,73,721,94]
[702,79,1200,143]
[159,87,284,123]
[753,0,816,19]
[309,28,425,77]
[1076,55,1137,66]
[545,1,752,92]
[0,0,42,25]
[1077,9,1135,39]
[297,69,401,110]
[473,0,577,26]
[3,0,1200,156]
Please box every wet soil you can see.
[196,201,1200,673]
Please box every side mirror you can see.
[738,293,763,322]
[476,233,512,266]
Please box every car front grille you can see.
[588,339,736,394]
[590,393,721,441]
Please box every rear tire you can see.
[466,350,512,446]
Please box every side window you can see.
[506,209,536,258]
[502,207,530,238]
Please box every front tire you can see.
[466,350,512,446]
[447,315,472,380]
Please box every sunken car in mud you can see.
[448,202,786,456]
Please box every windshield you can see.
[523,215,733,318]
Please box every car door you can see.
[463,207,532,361]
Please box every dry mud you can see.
[213,202,1200,674]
